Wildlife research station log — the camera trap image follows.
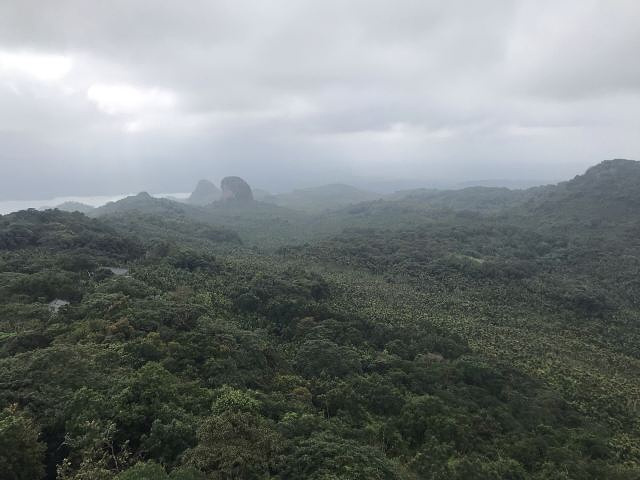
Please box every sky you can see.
[0,0,639,199]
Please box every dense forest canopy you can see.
[2,159,640,479]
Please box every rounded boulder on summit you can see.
[221,176,254,202]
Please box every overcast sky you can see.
[0,0,639,199]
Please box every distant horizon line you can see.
[4,157,639,213]
[0,176,561,203]
[0,180,556,216]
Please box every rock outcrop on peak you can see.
[188,179,221,205]
[221,176,253,202]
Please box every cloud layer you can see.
[1,0,639,198]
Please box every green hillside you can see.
[3,160,640,479]
[523,159,640,228]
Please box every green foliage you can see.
[212,385,261,414]
[114,461,168,480]
[114,461,205,480]
[0,209,143,259]
[0,405,46,480]
[279,431,400,479]
[294,339,362,378]
[185,411,284,479]
[3,162,640,479]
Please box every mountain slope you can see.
[390,186,531,212]
[523,159,640,227]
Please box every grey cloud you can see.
[0,0,638,200]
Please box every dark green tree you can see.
[185,411,284,479]
[0,405,46,480]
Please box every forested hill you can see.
[386,186,530,213]
[2,160,640,479]
[522,159,640,227]
[90,192,191,218]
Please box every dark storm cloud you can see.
[0,0,638,199]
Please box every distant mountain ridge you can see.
[73,159,640,245]
[388,186,530,212]
[89,192,189,218]
[54,201,96,214]
[263,183,384,212]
